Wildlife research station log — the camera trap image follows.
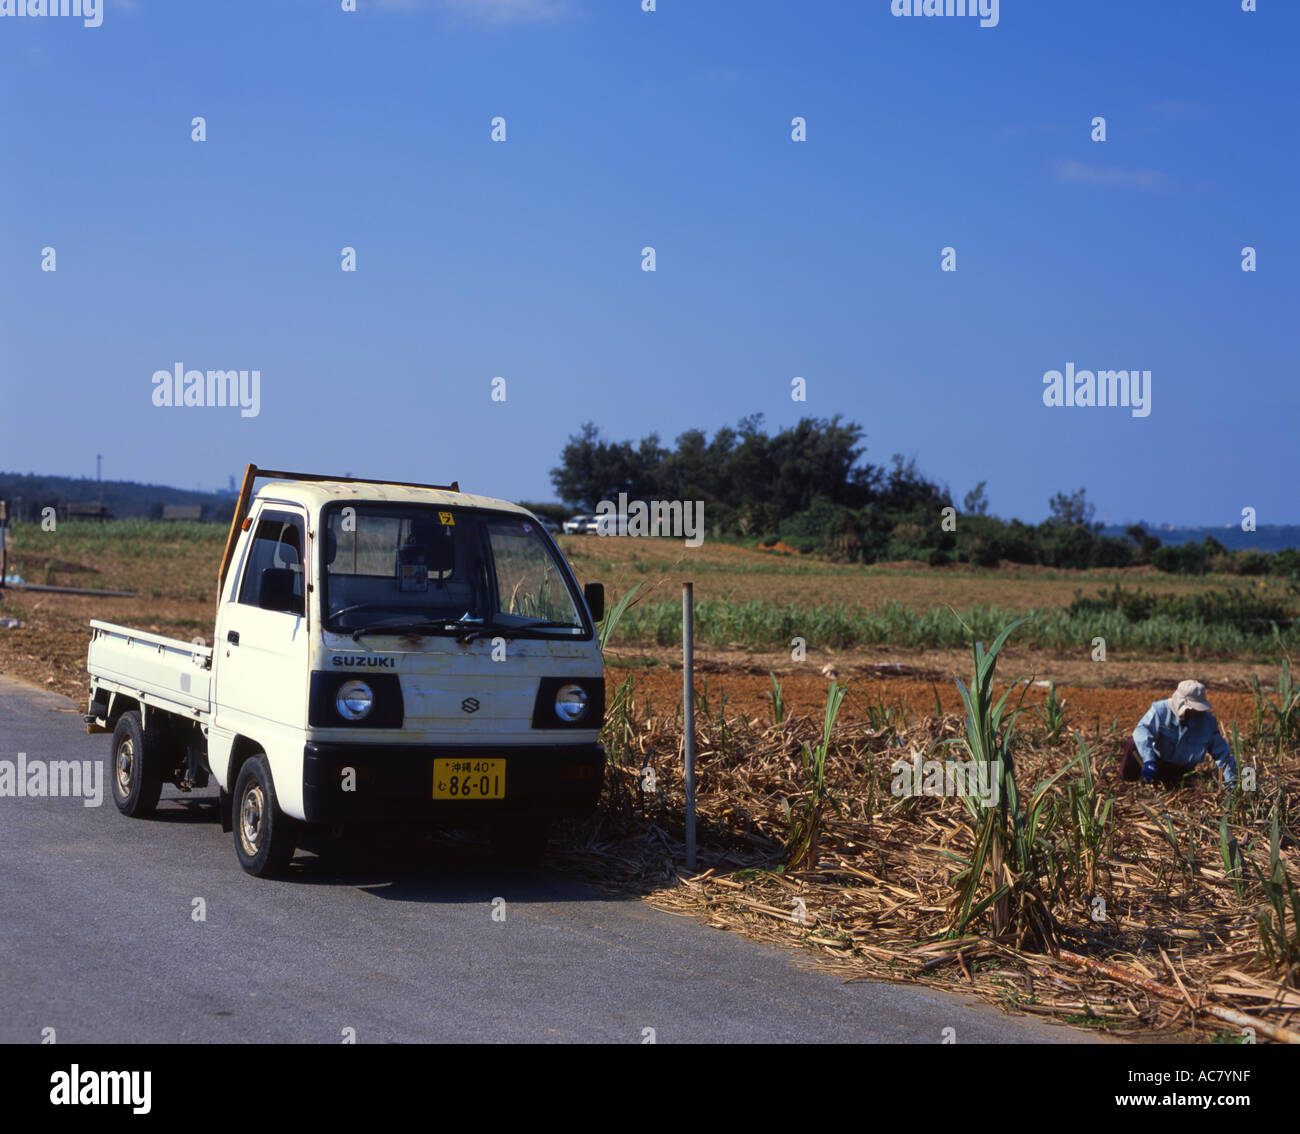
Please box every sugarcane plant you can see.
[1218,813,1246,904]
[595,582,646,825]
[766,671,786,727]
[598,580,644,653]
[1064,736,1113,897]
[786,680,847,870]
[1035,680,1068,744]
[1252,806,1300,988]
[946,617,1056,948]
[1252,655,1300,756]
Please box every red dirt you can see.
[606,656,1263,738]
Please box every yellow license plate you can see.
[433,758,505,800]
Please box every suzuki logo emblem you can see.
[461,697,480,713]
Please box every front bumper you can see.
[301,742,605,825]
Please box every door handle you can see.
[227,631,240,645]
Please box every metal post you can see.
[682,582,696,871]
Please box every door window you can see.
[237,510,306,615]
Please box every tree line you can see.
[0,472,235,523]
[548,417,1299,576]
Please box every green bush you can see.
[1272,549,1300,577]
[1090,536,1134,569]
[1066,583,1291,628]
[1152,543,1208,575]
[1235,550,1272,576]
[1038,523,1097,569]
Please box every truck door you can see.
[214,505,310,739]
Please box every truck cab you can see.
[87,467,607,876]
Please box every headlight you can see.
[336,680,374,721]
[554,683,589,723]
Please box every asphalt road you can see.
[0,675,1100,1044]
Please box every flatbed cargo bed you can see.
[87,619,213,726]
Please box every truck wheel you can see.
[489,818,550,866]
[110,711,164,818]
[233,754,296,877]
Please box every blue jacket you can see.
[1132,699,1236,785]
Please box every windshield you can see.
[320,504,587,637]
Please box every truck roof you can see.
[254,478,532,518]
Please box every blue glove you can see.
[1141,760,1156,784]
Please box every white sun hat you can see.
[1169,679,1212,718]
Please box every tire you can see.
[110,711,164,818]
[232,754,296,877]
[489,818,550,866]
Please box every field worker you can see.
[1120,680,1237,788]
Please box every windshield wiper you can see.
[344,615,576,643]
[457,619,581,643]
[350,616,482,641]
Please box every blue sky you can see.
[1,0,1295,526]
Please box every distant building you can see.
[161,505,204,522]
[63,501,112,521]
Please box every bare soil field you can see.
[604,649,1269,740]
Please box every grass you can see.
[612,596,1300,657]
[11,521,1297,659]
[558,534,1244,610]
[4,519,226,594]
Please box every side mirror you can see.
[583,582,605,622]
[259,567,303,616]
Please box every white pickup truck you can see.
[85,465,607,876]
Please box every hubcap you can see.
[115,738,134,796]
[239,782,266,857]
